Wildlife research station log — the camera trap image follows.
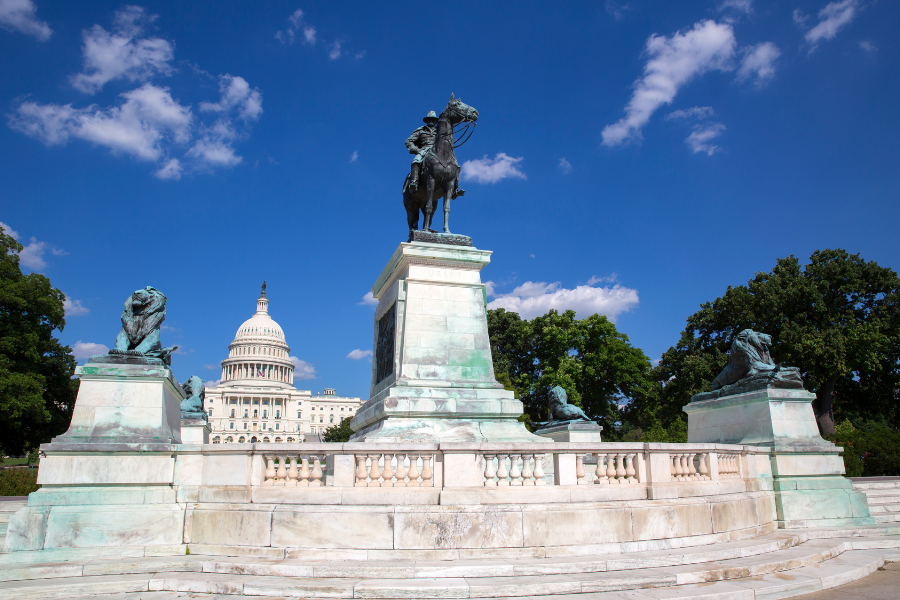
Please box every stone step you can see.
[0,531,810,582]
[868,504,900,513]
[0,549,889,600]
[875,513,900,523]
[851,479,900,490]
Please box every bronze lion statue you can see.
[711,329,803,391]
[108,286,177,365]
[180,375,207,420]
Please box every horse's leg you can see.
[423,176,437,231]
[403,190,417,235]
[443,178,455,234]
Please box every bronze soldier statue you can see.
[405,111,465,197]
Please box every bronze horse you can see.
[403,95,479,235]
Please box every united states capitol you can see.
[204,285,362,443]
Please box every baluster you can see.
[310,455,323,487]
[286,455,299,486]
[673,453,684,481]
[355,454,368,486]
[615,453,626,483]
[533,454,546,486]
[368,454,382,487]
[483,454,497,487]
[510,454,523,486]
[607,452,617,482]
[687,453,698,481]
[670,454,677,481]
[276,456,288,486]
[698,453,709,480]
[407,455,420,487]
[521,454,534,486]
[382,453,395,488]
[394,454,408,488]
[595,454,608,484]
[420,455,433,487]
[576,454,587,485]
[497,454,509,486]
[298,455,311,486]
[264,455,276,485]
[625,454,636,483]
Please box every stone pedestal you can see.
[55,362,185,444]
[180,418,211,444]
[536,421,603,442]
[684,386,874,528]
[350,241,545,443]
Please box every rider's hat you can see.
[423,111,438,123]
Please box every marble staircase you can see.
[1,525,899,600]
[852,477,900,524]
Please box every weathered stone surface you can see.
[407,231,472,246]
[270,507,394,549]
[394,506,524,549]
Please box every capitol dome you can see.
[219,284,295,387]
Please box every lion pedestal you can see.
[53,361,184,444]
[349,241,544,443]
[684,329,873,529]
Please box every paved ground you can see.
[798,562,900,600]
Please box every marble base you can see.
[180,419,211,444]
[350,242,542,443]
[54,363,185,444]
[684,385,874,528]
[535,421,603,442]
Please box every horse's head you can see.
[442,93,479,125]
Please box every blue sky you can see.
[2,0,897,399]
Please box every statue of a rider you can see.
[405,111,464,197]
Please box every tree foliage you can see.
[323,416,354,442]
[487,308,651,430]
[0,226,78,455]
[638,249,900,435]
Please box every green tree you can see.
[0,226,78,455]
[323,416,354,442]
[487,308,651,430]
[643,250,900,436]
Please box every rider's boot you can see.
[409,164,420,192]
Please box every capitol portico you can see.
[204,286,362,443]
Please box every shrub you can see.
[0,468,40,496]
[827,419,900,477]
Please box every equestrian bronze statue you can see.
[403,94,479,236]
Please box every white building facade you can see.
[204,287,362,444]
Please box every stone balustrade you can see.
[250,443,753,491]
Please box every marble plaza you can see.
[204,288,362,443]
[1,239,898,600]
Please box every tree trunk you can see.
[813,376,838,436]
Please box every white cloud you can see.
[328,40,342,60]
[605,1,631,21]
[0,0,51,40]
[0,221,19,239]
[587,273,618,285]
[63,297,89,316]
[666,106,715,120]
[737,42,780,86]
[204,378,221,388]
[276,9,316,45]
[558,157,572,174]
[187,138,241,167]
[290,356,316,379]
[199,75,263,122]
[859,40,876,53]
[487,281,639,321]
[10,83,192,162]
[203,364,218,370]
[358,291,378,306]
[718,0,752,14]
[793,9,808,26]
[483,281,497,297]
[70,6,174,94]
[529,254,536,258]
[802,0,860,48]
[0,222,66,271]
[601,20,736,147]
[72,341,109,360]
[461,153,527,184]
[685,122,726,155]
[346,349,372,360]
[155,158,182,180]
[349,150,358,163]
